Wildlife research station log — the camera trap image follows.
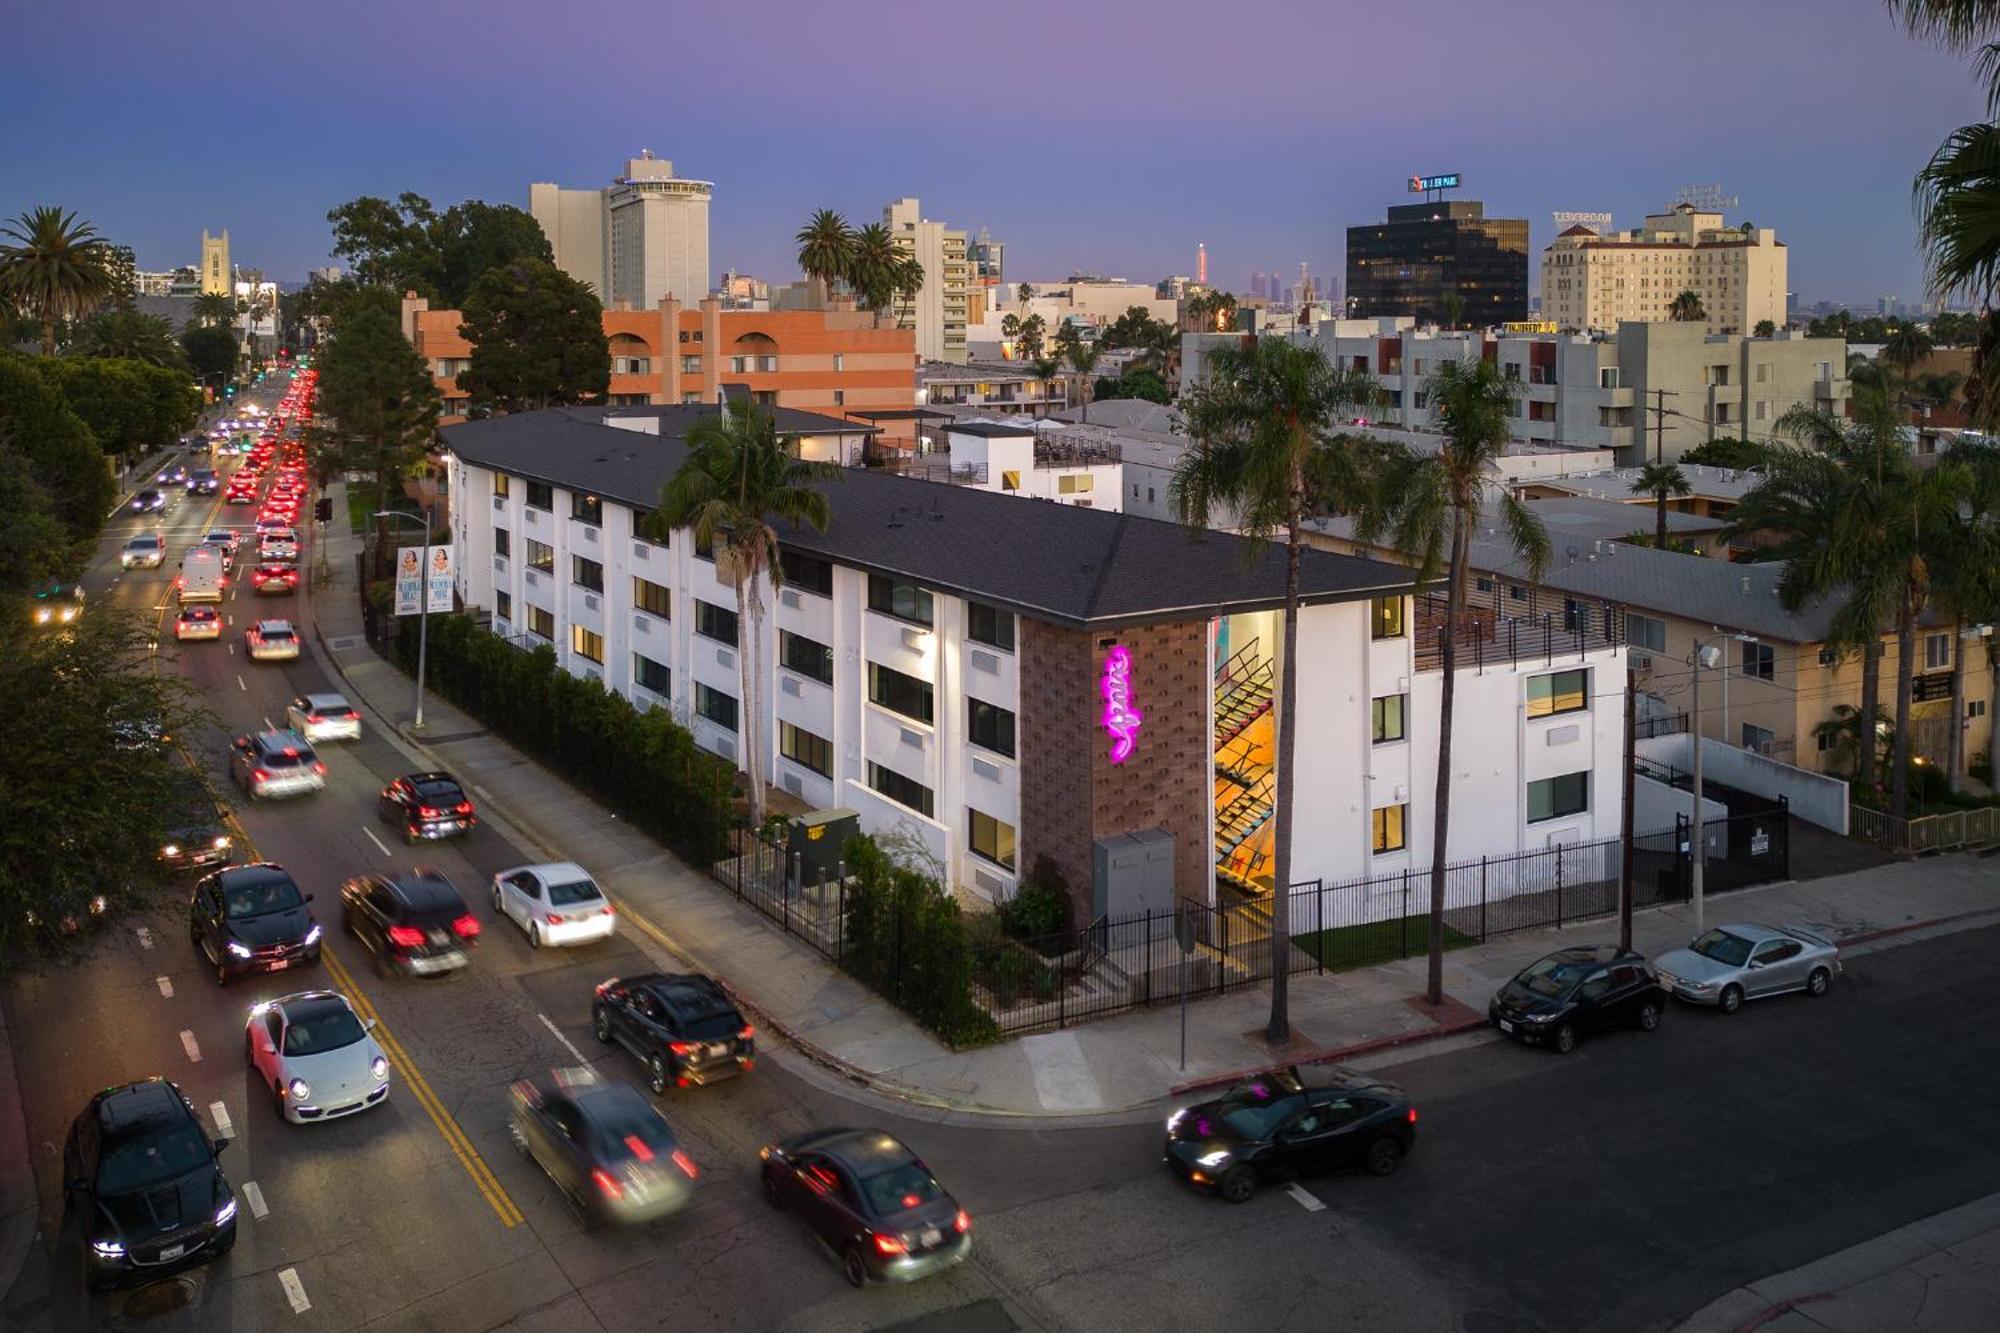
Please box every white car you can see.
[491,863,617,949]
[246,620,300,661]
[286,692,361,742]
[121,534,165,569]
[245,991,390,1124]
[205,528,242,555]
[173,606,222,642]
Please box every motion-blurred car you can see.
[130,488,167,514]
[229,730,325,800]
[509,1068,697,1226]
[592,973,754,1092]
[1488,946,1666,1054]
[189,862,322,985]
[159,793,234,874]
[204,529,241,555]
[1654,924,1841,1013]
[286,693,360,742]
[245,619,299,661]
[173,606,222,642]
[491,862,615,949]
[1163,1065,1417,1202]
[377,771,476,842]
[66,1078,235,1291]
[156,464,189,486]
[121,534,165,569]
[186,468,219,495]
[760,1128,971,1287]
[340,868,479,977]
[245,991,389,1123]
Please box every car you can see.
[186,469,220,495]
[253,515,289,536]
[190,862,321,985]
[1488,945,1666,1053]
[225,485,257,506]
[340,869,480,977]
[1162,1065,1417,1203]
[159,807,234,874]
[759,1128,971,1287]
[197,543,233,574]
[1654,924,1841,1013]
[120,534,165,569]
[491,862,616,949]
[65,1078,236,1292]
[260,536,299,563]
[509,1069,697,1226]
[592,973,755,1092]
[245,619,300,661]
[30,581,84,627]
[156,464,189,486]
[173,606,222,641]
[377,772,476,842]
[229,730,326,800]
[250,562,298,595]
[204,529,242,554]
[130,488,167,514]
[245,991,390,1123]
[285,692,360,742]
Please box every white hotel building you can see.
[442,405,1625,924]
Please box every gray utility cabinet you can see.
[788,808,859,884]
[1093,828,1174,925]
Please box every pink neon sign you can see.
[1100,645,1142,764]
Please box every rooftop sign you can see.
[1409,173,1460,193]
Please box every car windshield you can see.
[282,1009,365,1055]
[548,878,601,907]
[1690,929,1754,967]
[97,1119,209,1193]
[1216,1090,1306,1141]
[224,877,303,918]
[858,1161,942,1217]
[262,629,294,642]
[124,538,155,551]
[1514,956,1595,999]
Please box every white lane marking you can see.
[180,1030,202,1063]
[263,716,276,733]
[1286,1183,1326,1212]
[209,1102,233,1138]
[539,1013,589,1066]
[1020,1030,1106,1112]
[362,827,393,858]
[228,642,235,655]
[471,784,493,802]
[242,1180,268,1219]
[135,927,153,950]
[278,1267,311,1313]
[156,975,173,998]
[237,674,248,691]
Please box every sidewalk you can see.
[303,480,2000,1120]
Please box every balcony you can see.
[1814,377,1848,400]
[1413,594,1623,672]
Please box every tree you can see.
[1016,313,1047,363]
[1094,365,1172,404]
[1173,338,1380,1041]
[190,292,237,329]
[1442,291,1466,331]
[314,291,440,516]
[71,309,185,368]
[431,201,553,307]
[1882,321,1936,389]
[1030,356,1064,415]
[1360,358,1550,1006]
[1889,3,2000,300]
[0,206,114,356]
[795,209,854,306]
[1936,437,2000,790]
[180,324,239,390]
[1931,309,1981,345]
[646,405,836,827]
[1631,461,1693,551]
[0,351,113,548]
[1064,334,1103,422]
[1753,319,1778,338]
[50,358,200,460]
[846,223,905,315]
[456,258,610,413]
[1669,290,1707,322]
[327,192,438,292]
[1016,282,1034,307]
[1965,310,2000,431]
[0,435,70,590]
[1680,437,1763,470]
[1000,312,1021,343]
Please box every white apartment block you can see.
[528,150,712,307]
[1541,205,1786,336]
[886,198,969,364]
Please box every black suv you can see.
[65,1078,236,1291]
[190,863,321,986]
[592,973,755,1092]
[340,869,480,977]
[158,778,234,875]
[1163,1065,1418,1203]
[1489,945,1666,1053]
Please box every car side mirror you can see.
[211,1137,231,1154]
[1747,960,1765,970]
[364,1018,377,1032]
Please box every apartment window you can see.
[1755,400,1769,422]
[1742,723,1776,753]
[694,599,739,645]
[682,391,701,405]
[968,808,1016,870]
[833,389,845,407]
[633,653,670,696]
[1818,647,1839,667]
[967,600,1015,652]
[1527,771,1590,822]
[495,589,512,622]
[1756,362,1770,383]
[612,356,650,375]
[967,698,1017,758]
[869,662,934,724]
[1370,595,1405,640]
[758,355,778,372]
[868,573,933,626]
[866,761,933,818]
[571,493,602,526]
[1971,699,1988,720]
[1740,641,1775,681]
[633,576,671,620]
[779,549,834,597]
[570,624,604,664]
[525,538,554,573]
[1509,585,1528,603]
[494,527,511,558]
[1058,474,1094,494]
[525,481,553,512]
[779,629,833,685]
[572,555,604,593]
[1371,694,1407,744]
[1527,668,1589,718]
[695,682,738,733]
[779,722,832,777]
[1817,730,1833,753]
[526,605,555,642]
[1475,576,1494,595]
[681,355,700,374]
[1372,804,1408,854]
[492,473,511,498]
[729,355,748,374]
[694,531,714,561]
[833,353,845,372]
[1628,613,1667,653]
[1925,633,1951,671]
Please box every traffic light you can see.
[314,497,333,523]
[224,384,235,398]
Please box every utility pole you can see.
[1689,640,1722,930]
[1620,670,1636,951]
[1647,388,1679,469]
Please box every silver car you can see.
[1654,924,1840,1013]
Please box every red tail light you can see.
[672,1149,699,1179]
[668,1041,692,1055]
[450,914,480,938]
[252,768,270,782]
[591,1168,623,1199]
[546,914,565,925]
[738,1024,755,1040]
[603,904,615,916]
[306,714,323,724]
[313,762,327,775]
[386,925,425,948]
[954,1208,972,1233]
[623,1134,655,1163]
[1407,1107,1418,1125]
[871,1232,906,1256]
[416,806,441,820]
[454,801,473,814]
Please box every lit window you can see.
[570,625,604,664]
[968,808,1016,870]
[1371,804,1407,854]
[1372,694,1406,743]
[1526,669,1589,718]
[1370,596,1405,640]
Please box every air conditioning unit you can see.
[1627,649,1653,670]
[970,650,999,675]
[583,594,599,612]
[713,736,736,762]
[524,570,540,587]
[781,772,804,797]
[633,544,649,561]
[493,556,507,574]
[525,509,539,525]
[717,647,736,670]
[1545,724,1580,746]
[581,665,600,682]
[1544,826,1580,849]
[900,727,923,749]
[974,868,1005,896]
[900,627,927,652]
[780,676,801,698]
[633,614,648,634]
[780,589,801,610]
[491,495,505,512]
[971,757,1000,782]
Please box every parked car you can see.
[509,1069,698,1226]
[173,606,222,642]
[120,534,165,569]
[65,1078,235,1291]
[245,619,299,661]
[189,862,321,986]
[1162,1065,1417,1203]
[1488,946,1665,1053]
[377,772,476,842]
[592,973,755,1092]
[491,862,615,949]
[244,991,390,1123]
[1655,924,1841,1013]
[759,1127,971,1287]
[229,731,325,800]
[340,869,479,977]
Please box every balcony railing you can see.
[1413,593,1623,672]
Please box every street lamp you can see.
[374,505,437,730]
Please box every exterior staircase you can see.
[1214,639,1275,749]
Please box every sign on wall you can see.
[1100,645,1143,764]
[395,545,454,616]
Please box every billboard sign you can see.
[395,544,453,616]
[1409,172,1460,193]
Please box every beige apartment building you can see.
[1542,204,1786,336]
[886,198,969,363]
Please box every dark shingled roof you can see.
[442,407,1414,628]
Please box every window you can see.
[1627,613,1666,653]
[1742,723,1776,753]
[1817,730,1833,753]
[1001,470,1022,491]
[572,555,603,593]
[1372,694,1406,744]
[1372,804,1407,854]
[570,625,603,663]
[779,549,833,597]
[525,538,554,573]
[694,531,714,561]
[682,391,701,405]
[1740,640,1775,681]
[968,808,1016,870]
[833,353,844,372]
[695,599,739,645]
[869,662,934,724]
[1509,585,1527,603]
[967,698,1016,757]
[493,473,511,498]
[525,481,553,512]
[494,527,511,558]
[1925,633,1951,671]
[631,508,665,545]
[1755,399,1769,422]
[1756,362,1769,383]
[779,630,833,685]
[1527,668,1589,718]
[695,683,738,732]
[1370,595,1405,639]
[729,355,748,374]
[1058,474,1093,494]
[1527,771,1590,822]
[626,577,670,621]
[1818,646,1838,667]
[634,653,670,696]
[495,589,512,622]
[681,355,700,374]
[967,601,1015,652]
[867,761,933,817]
[868,574,933,626]
[778,722,831,777]
[832,389,845,406]
[526,605,554,641]
[571,493,602,526]
[1970,699,1988,720]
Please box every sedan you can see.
[66,1079,235,1291]
[173,606,222,642]
[130,488,167,513]
[1489,945,1665,1054]
[245,620,299,661]
[246,991,390,1123]
[156,464,189,486]
[510,1070,698,1227]
[260,536,299,563]
[1163,1065,1416,1203]
[340,869,479,977]
[378,772,476,842]
[225,484,258,506]
[492,862,615,949]
[250,562,299,595]
[190,862,321,986]
[120,534,165,569]
[760,1128,971,1287]
[286,693,360,742]
[1655,924,1841,1013]
[204,528,242,554]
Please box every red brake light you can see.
[455,801,473,814]
[872,1232,906,1256]
[1407,1107,1418,1125]
[603,904,615,916]
[386,924,425,948]
[623,1134,655,1163]
[313,762,327,775]
[591,1168,623,1199]
[739,1024,755,1040]
[671,1149,699,1179]
[306,714,323,724]
[668,1041,692,1055]
[416,806,441,820]
[450,913,480,938]
[251,768,270,782]
[954,1208,972,1233]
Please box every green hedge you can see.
[390,613,734,865]
[841,835,999,1048]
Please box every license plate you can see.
[919,1227,942,1248]
[707,1042,728,1058]
[158,1243,185,1261]
[1498,1020,1514,1034]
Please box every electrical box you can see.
[788,808,859,884]
[1092,828,1174,924]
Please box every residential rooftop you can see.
[1541,463,1766,503]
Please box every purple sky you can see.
[2,0,1984,305]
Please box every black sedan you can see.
[130,488,166,513]
[1163,1065,1417,1203]
[66,1078,236,1291]
[340,868,480,978]
[508,1069,696,1226]
[760,1128,971,1287]
[190,863,321,986]
[377,772,477,843]
[1489,944,1666,1053]
[592,973,755,1092]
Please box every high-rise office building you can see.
[528,151,713,308]
[885,198,969,363]
[1345,201,1529,326]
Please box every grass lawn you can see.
[1291,916,1478,973]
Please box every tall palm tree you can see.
[191,292,238,328]
[1066,338,1104,422]
[1630,461,1693,550]
[1358,358,1550,1006]
[1441,291,1466,331]
[1000,312,1022,344]
[1882,460,1971,815]
[1936,437,2000,790]
[1016,314,1047,363]
[1029,356,1064,416]
[1882,321,1936,391]
[0,205,115,355]
[646,405,836,827]
[795,209,854,307]
[1668,290,1707,322]
[1891,4,2000,300]
[1174,338,1379,1041]
[1016,282,1034,308]
[846,223,904,316]
[1962,310,2000,430]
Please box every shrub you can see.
[997,854,1074,942]
[841,834,999,1047]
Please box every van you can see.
[177,546,224,604]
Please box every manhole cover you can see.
[115,1276,198,1321]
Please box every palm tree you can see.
[72,309,186,367]
[1016,314,1047,363]
[1441,291,1465,331]
[1889,4,2000,300]
[846,223,904,316]
[191,292,238,329]
[1000,312,1022,344]
[0,205,115,355]
[1359,358,1550,1007]
[1668,290,1707,322]
[1173,338,1379,1041]
[1630,462,1693,550]
[1881,460,1972,815]
[1029,356,1064,416]
[1936,437,2000,790]
[1067,338,1104,422]
[646,405,837,827]
[1016,282,1034,308]
[1882,321,1936,391]
[1753,319,1778,338]
[1963,310,2000,430]
[795,209,854,307]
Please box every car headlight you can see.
[91,1239,126,1259]
[214,1196,238,1225]
[34,608,50,624]
[288,1078,310,1101]
[1684,980,1715,992]
[163,843,181,858]
[304,924,322,946]
[1166,1108,1188,1134]
[1524,1011,1558,1023]
[214,835,231,849]
[1196,1149,1232,1168]
[371,1055,389,1081]
[226,941,252,959]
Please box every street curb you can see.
[1834,903,2000,947]
[1166,1013,1493,1098]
